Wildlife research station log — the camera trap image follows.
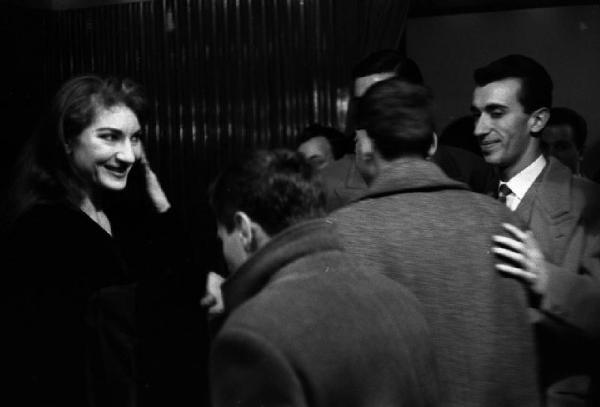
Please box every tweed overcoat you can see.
[330,159,540,407]
[210,220,440,407]
[319,146,497,213]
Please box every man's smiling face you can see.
[472,77,537,178]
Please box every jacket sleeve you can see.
[210,327,308,407]
[539,226,600,339]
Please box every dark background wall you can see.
[407,4,600,176]
[0,0,408,267]
[2,0,599,255]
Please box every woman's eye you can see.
[98,133,119,141]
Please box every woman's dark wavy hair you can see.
[1,75,147,228]
[209,149,326,236]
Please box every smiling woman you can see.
[0,75,185,407]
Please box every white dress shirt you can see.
[501,155,547,211]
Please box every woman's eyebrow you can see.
[95,127,122,133]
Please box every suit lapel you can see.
[519,158,575,264]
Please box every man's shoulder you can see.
[572,176,600,226]
[331,182,511,217]
[539,158,600,216]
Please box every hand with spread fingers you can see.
[492,223,549,295]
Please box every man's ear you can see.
[233,211,254,252]
[233,211,268,254]
[427,132,439,158]
[529,107,551,135]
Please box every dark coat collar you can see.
[357,159,469,202]
[222,219,341,314]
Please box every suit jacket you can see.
[210,219,440,407]
[514,157,600,406]
[320,146,497,212]
[330,159,540,407]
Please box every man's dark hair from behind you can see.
[547,107,587,151]
[209,149,326,236]
[473,54,553,113]
[298,124,350,159]
[356,78,434,160]
[352,49,424,85]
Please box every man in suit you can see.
[330,77,540,407]
[472,54,600,406]
[208,149,439,407]
[320,49,496,212]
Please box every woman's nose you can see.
[116,139,135,164]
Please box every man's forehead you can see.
[472,77,523,107]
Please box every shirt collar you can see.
[503,154,547,201]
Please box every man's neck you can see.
[500,142,542,181]
[376,155,428,179]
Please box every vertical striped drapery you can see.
[3,0,408,257]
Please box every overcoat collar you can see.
[222,219,341,314]
[357,158,469,202]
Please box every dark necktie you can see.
[497,183,512,205]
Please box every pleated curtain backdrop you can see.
[3,0,409,257]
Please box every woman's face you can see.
[69,104,141,192]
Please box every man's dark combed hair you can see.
[547,107,587,151]
[352,49,424,85]
[298,124,349,159]
[209,149,326,236]
[356,78,434,160]
[473,54,553,113]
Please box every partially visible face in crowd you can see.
[541,124,581,173]
[298,136,335,170]
[353,72,395,184]
[472,78,541,179]
[217,223,248,275]
[69,104,141,192]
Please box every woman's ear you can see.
[529,107,551,135]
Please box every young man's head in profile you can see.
[210,149,325,274]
